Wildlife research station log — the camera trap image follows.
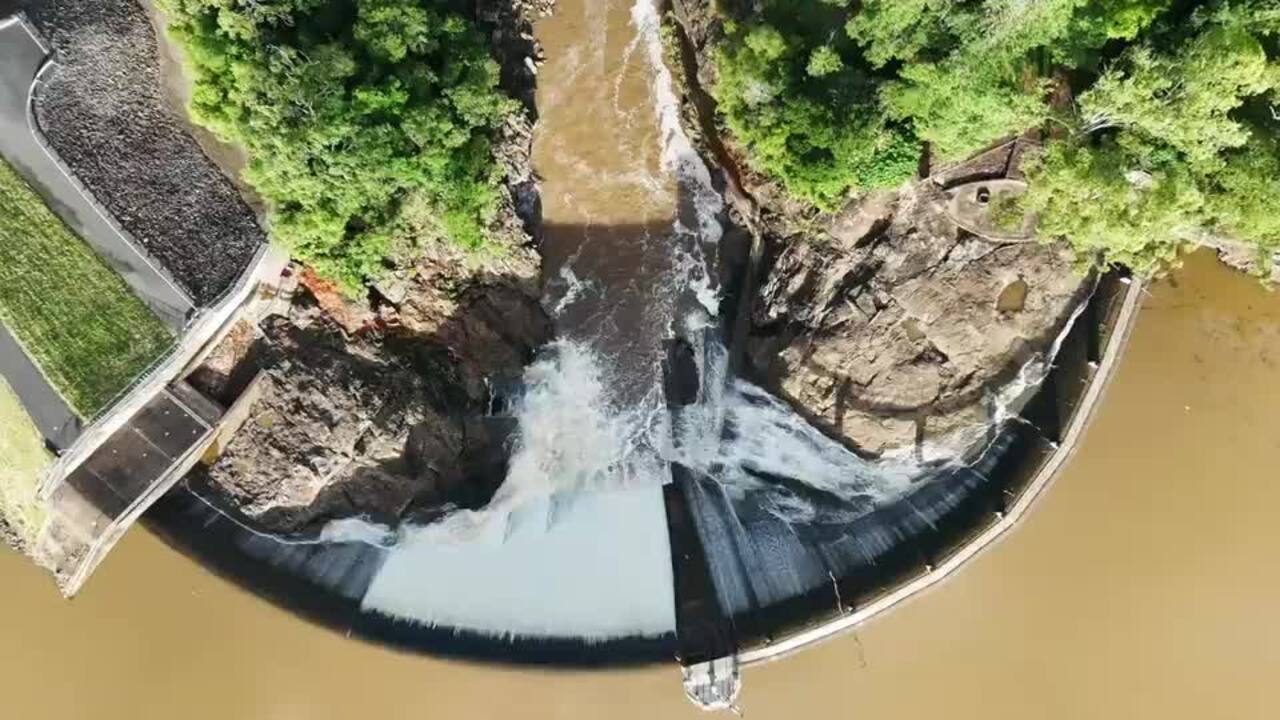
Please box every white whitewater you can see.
[357,0,1078,642]
[359,0,705,640]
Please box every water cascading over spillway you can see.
[357,0,724,643]
[362,0,1051,643]
[152,0,1092,662]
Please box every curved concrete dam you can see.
[2,0,1280,717]
[120,0,1132,685]
[0,0,1141,693]
[4,250,1278,719]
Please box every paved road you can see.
[0,323,79,449]
[0,15,193,329]
[0,14,195,447]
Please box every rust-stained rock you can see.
[298,268,375,335]
[199,238,549,536]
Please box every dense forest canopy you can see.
[710,0,1280,272]
[160,0,514,290]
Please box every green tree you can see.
[844,0,960,67]
[161,0,513,291]
[1206,132,1280,257]
[1021,136,1206,273]
[712,0,1280,279]
[1018,4,1280,274]
[881,51,1048,161]
[1080,22,1276,174]
[713,4,919,207]
[806,46,844,78]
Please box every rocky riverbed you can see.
[747,182,1089,458]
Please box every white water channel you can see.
[351,0,1073,641]
[358,0,705,639]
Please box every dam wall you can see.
[145,482,679,666]
[676,271,1138,659]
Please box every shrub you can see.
[1020,137,1204,273]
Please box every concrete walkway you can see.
[35,379,223,595]
[0,15,194,329]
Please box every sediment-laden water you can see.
[139,0,1082,650]
[3,251,1279,719]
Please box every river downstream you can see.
[1,251,1278,718]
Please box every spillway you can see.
[138,0,1136,682]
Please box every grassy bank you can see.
[0,376,49,548]
[0,158,174,416]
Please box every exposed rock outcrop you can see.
[0,516,21,554]
[748,183,1089,457]
[190,0,556,536]
[1202,235,1280,285]
[663,0,1090,458]
[198,242,550,535]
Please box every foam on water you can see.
[679,382,921,515]
[347,0,1085,643]
[631,0,723,248]
[631,0,724,322]
[359,340,677,638]
[549,265,595,317]
[418,340,669,543]
[362,486,677,639]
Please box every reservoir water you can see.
[2,251,1279,718]
[5,0,1280,712]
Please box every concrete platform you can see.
[33,380,222,594]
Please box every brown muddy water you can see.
[533,0,683,403]
[1,251,1278,719]
[5,0,1280,716]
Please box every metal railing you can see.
[38,242,271,501]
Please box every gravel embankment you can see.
[22,0,264,306]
